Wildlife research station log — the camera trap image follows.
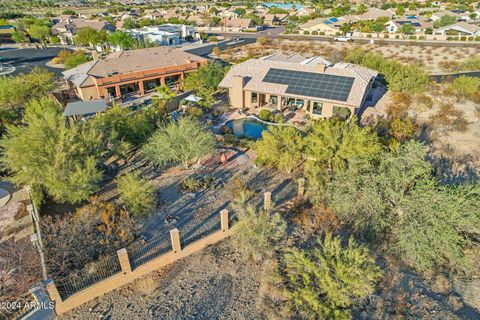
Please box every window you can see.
[269,95,278,105]
[332,106,352,120]
[312,102,323,115]
[252,92,258,103]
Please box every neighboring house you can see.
[222,18,257,32]
[219,53,378,120]
[432,10,480,22]
[385,17,433,33]
[356,7,393,20]
[262,14,289,26]
[143,9,165,20]
[434,21,480,35]
[62,47,207,101]
[52,18,115,45]
[299,17,340,34]
[127,24,196,46]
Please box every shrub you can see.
[409,35,417,40]
[64,52,89,69]
[367,33,372,38]
[468,36,474,41]
[235,204,286,261]
[223,133,239,146]
[475,36,480,41]
[418,35,425,40]
[254,126,304,173]
[185,106,203,118]
[395,34,400,39]
[450,76,480,98]
[116,171,155,216]
[384,34,389,38]
[220,125,233,134]
[282,233,381,319]
[143,117,216,168]
[311,30,318,35]
[258,109,273,122]
[303,30,310,35]
[274,113,284,123]
[212,46,221,56]
[460,36,467,41]
[319,31,325,35]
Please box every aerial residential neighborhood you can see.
[0,1,479,320]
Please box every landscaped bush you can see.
[367,33,372,38]
[293,30,299,34]
[468,36,474,41]
[223,133,239,146]
[259,109,273,122]
[311,31,318,35]
[395,34,400,39]
[117,171,155,216]
[303,30,310,35]
[220,125,233,134]
[409,35,417,40]
[475,36,480,41]
[460,36,467,41]
[186,106,203,118]
[319,31,325,35]
[418,35,425,40]
[274,113,284,123]
[384,34,389,38]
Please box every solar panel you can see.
[263,68,354,102]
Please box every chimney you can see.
[315,64,326,73]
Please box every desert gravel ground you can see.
[60,239,263,320]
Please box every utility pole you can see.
[25,186,48,281]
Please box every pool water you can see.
[225,118,270,139]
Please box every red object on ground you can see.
[220,153,228,165]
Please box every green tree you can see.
[304,118,381,193]
[107,31,134,49]
[183,61,226,92]
[282,233,381,319]
[11,31,27,43]
[340,22,351,35]
[395,5,405,16]
[74,27,106,46]
[0,97,116,204]
[152,85,175,112]
[116,171,155,215]
[235,204,286,261]
[433,14,457,28]
[399,23,416,37]
[326,141,480,274]
[372,22,385,36]
[27,24,51,47]
[254,126,304,174]
[143,117,216,168]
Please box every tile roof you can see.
[219,58,378,107]
[85,47,205,78]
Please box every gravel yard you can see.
[60,239,264,320]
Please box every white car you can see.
[334,36,353,42]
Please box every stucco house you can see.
[219,53,378,120]
[434,21,480,35]
[62,47,207,101]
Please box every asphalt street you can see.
[0,47,68,75]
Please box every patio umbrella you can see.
[184,94,202,102]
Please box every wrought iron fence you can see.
[180,221,221,248]
[55,254,122,300]
[128,234,172,270]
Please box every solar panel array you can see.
[263,68,355,102]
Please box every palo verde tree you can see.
[304,118,381,195]
[235,203,286,261]
[254,125,304,174]
[325,141,480,275]
[143,117,216,168]
[116,171,155,215]
[282,233,381,319]
[183,61,227,92]
[1,97,119,204]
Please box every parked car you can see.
[334,36,353,42]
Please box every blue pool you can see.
[225,118,270,139]
[263,2,302,10]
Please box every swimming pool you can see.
[225,117,270,139]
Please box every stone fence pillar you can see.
[170,228,181,253]
[45,279,62,304]
[117,248,132,274]
[264,192,272,211]
[220,209,229,232]
[298,178,305,197]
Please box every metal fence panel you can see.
[128,234,172,269]
[180,221,221,248]
[55,254,122,300]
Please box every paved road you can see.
[0,47,68,76]
[215,27,480,48]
